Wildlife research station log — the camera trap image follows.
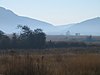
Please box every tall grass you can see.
[0,50,100,75]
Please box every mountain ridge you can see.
[0,7,55,34]
[0,7,100,35]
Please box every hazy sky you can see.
[0,0,100,25]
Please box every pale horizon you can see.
[0,0,100,25]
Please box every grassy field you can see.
[0,47,100,75]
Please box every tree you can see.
[11,33,18,48]
[34,29,46,49]
[18,25,46,49]
[0,25,46,49]
[0,30,4,38]
[0,30,10,49]
[0,34,10,49]
[0,30,4,48]
[18,25,32,48]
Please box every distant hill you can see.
[0,7,100,35]
[0,7,55,34]
[67,17,100,35]
[51,17,100,35]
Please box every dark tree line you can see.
[0,25,46,49]
[46,41,88,48]
[0,25,97,50]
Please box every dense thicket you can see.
[0,25,46,49]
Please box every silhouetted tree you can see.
[18,25,46,49]
[17,25,32,48]
[0,31,10,49]
[11,33,18,48]
[34,29,46,49]
[0,30,4,36]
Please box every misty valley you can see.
[0,5,100,75]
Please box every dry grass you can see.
[0,49,100,75]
